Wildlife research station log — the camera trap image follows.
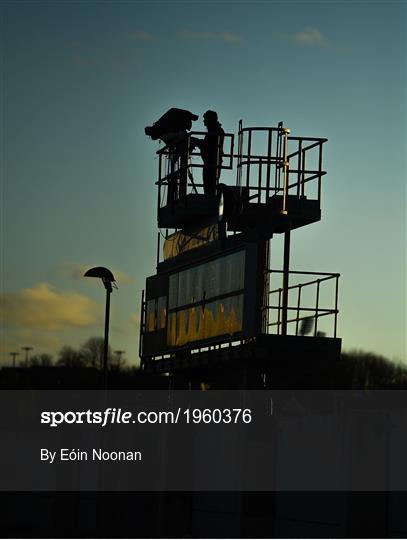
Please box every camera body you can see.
[145,108,198,145]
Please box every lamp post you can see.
[84,267,117,389]
[21,346,33,364]
[10,352,19,368]
[114,350,125,369]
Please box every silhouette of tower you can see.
[140,113,341,386]
[140,112,342,537]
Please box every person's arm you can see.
[190,136,203,150]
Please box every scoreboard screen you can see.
[167,250,245,347]
[141,242,262,358]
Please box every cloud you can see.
[129,31,155,42]
[63,262,134,285]
[1,283,98,331]
[274,27,329,48]
[294,27,326,46]
[178,29,241,43]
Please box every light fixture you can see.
[84,267,117,388]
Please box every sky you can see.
[1,0,406,367]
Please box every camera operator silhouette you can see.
[193,110,224,196]
[145,108,198,205]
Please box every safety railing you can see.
[265,270,339,338]
[156,132,234,210]
[154,124,327,216]
[236,122,327,208]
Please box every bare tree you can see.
[57,346,85,368]
[342,350,407,389]
[80,337,112,369]
[28,354,53,367]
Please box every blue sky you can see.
[1,0,406,366]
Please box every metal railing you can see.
[236,122,327,208]
[156,132,234,209]
[266,270,339,338]
[154,123,327,215]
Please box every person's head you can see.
[203,110,219,128]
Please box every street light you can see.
[21,346,33,364]
[114,350,125,369]
[10,352,19,368]
[84,266,117,388]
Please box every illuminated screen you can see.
[163,225,218,260]
[146,296,167,332]
[167,250,245,347]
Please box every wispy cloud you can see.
[129,31,155,42]
[178,29,241,43]
[63,262,134,285]
[1,283,98,331]
[274,27,329,48]
[294,27,326,46]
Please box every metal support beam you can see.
[281,229,291,335]
[103,288,111,389]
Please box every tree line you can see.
[9,344,407,388]
[18,337,127,370]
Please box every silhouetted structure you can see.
[145,108,199,205]
[4,113,404,540]
[84,266,117,388]
[142,113,341,379]
[138,112,349,537]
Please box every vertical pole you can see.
[301,149,306,197]
[318,142,323,204]
[281,229,291,336]
[10,352,18,368]
[246,129,252,190]
[237,120,243,191]
[22,347,32,364]
[277,288,282,335]
[314,280,320,336]
[297,140,302,198]
[103,289,111,390]
[295,285,302,336]
[254,240,268,336]
[266,129,272,197]
[157,231,161,269]
[334,275,339,338]
[139,289,145,367]
[261,239,270,333]
[281,128,290,215]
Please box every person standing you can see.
[195,110,224,196]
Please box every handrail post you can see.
[314,279,321,336]
[297,139,302,198]
[281,229,291,335]
[156,232,160,269]
[318,142,323,204]
[139,289,145,367]
[281,127,290,215]
[295,284,302,336]
[237,119,243,190]
[334,275,339,338]
[301,148,306,197]
[266,129,272,198]
[246,129,252,189]
[277,288,282,335]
